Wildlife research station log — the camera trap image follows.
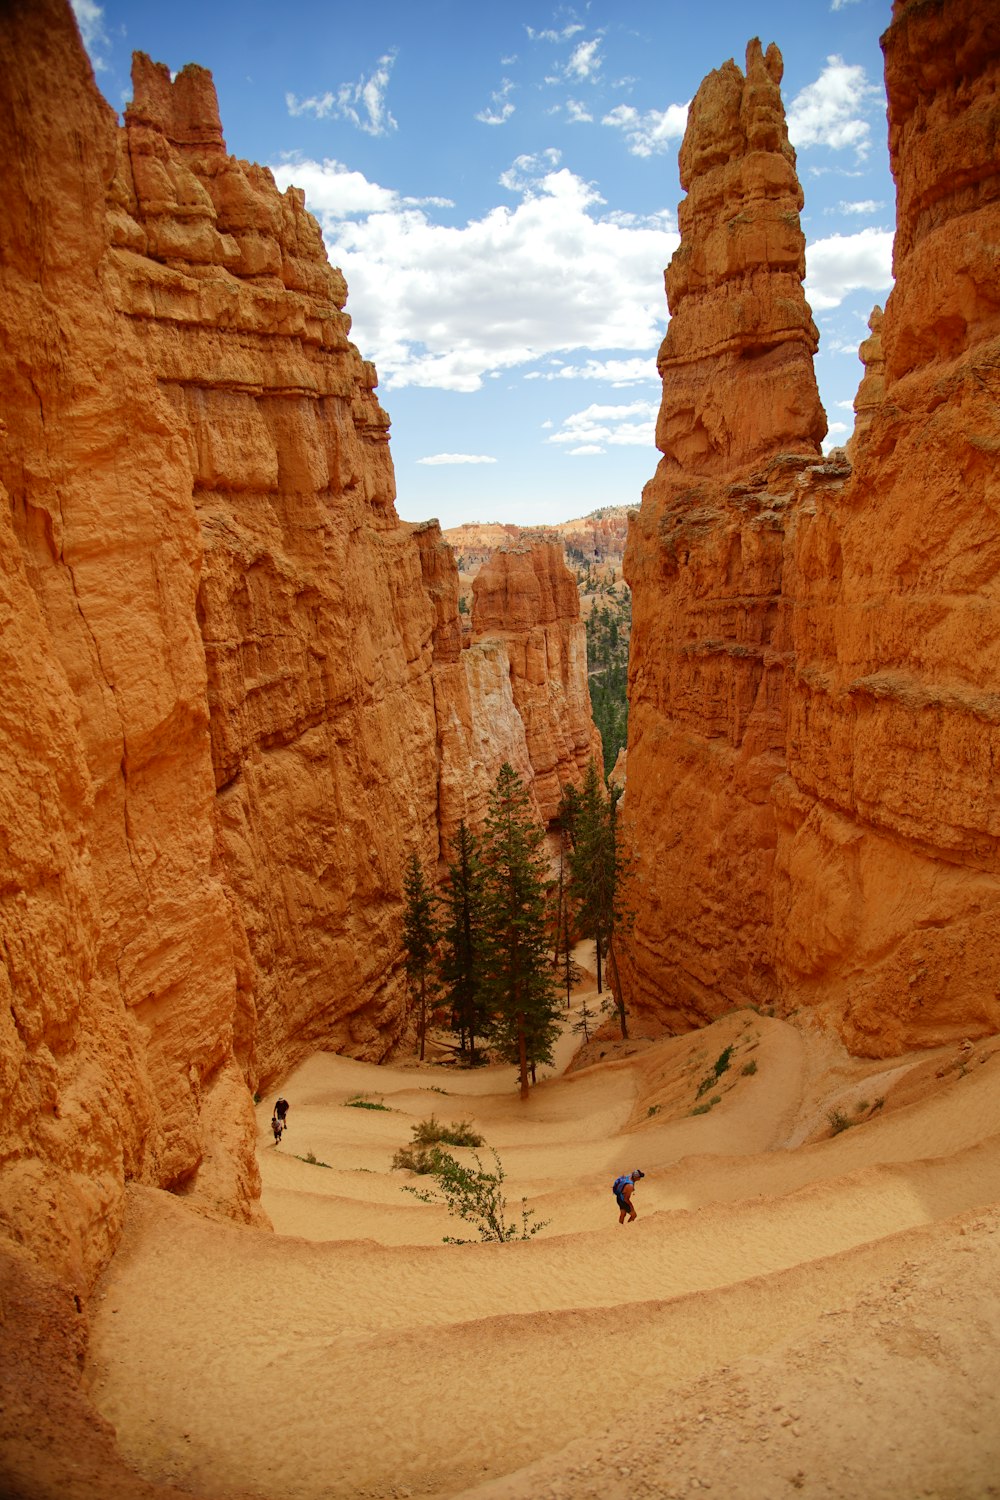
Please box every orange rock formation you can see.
[471,538,604,822]
[0,0,598,1288]
[621,9,1000,1057]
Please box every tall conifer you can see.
[438,820,487,1064]
[402,852,439,1061]
[480,763,560,1101]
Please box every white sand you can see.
[83,973,1000,1500]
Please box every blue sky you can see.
[72,0,896,530]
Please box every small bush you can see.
[392,1142,449,1174]
[410,1115,483,1148]
[741,1059,758,1077]
[296,1152,332,1169]
[691,1095,721,1116]
[403,1147,549,1243]
[827,1107,852,1135]
[345,1094,390,1111]
[647,1104,661,1118]
[854,1099,869,1115]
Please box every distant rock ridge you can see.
[620,8,1000,1057]
[0,0,599,1286]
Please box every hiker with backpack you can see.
[271,1096,289,1144]
[613,1169,644,1224]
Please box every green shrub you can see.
[741,1059,758,1077]
[410,1115,483,1148]
[345,1094,391,1111]
[827,1107,852,1135]
[403,1147,549,1244]
[295,1152,332,1168]
[392,1142,449,1174]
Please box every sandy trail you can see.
[83,985,1000,1500]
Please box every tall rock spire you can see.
[656,39,827,475]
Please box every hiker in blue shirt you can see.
[613,1169,644,1224]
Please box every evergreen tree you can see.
[480,763,561,1101]
[569,760,628,1038]
[438,820,487,1064]
[402,852,439,1061]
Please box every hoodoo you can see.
[621,4,1000,1056]
[0,0,600,1289]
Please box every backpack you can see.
[612,1175,631,1196]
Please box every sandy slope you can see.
[81,978,1000,1500]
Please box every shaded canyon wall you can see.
[0,0,598,1286]
[621,7,1000,1057]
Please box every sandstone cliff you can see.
[0,0,599,1288]
[621,10,1000,1057]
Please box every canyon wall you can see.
[0,0,598,1287]
[621,7,1000,1056]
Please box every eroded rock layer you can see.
[0,0,598,1286]
[621,10,1000,1057]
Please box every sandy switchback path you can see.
[84,999,1000,1500]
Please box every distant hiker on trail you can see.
[272,1097,289,1143]
[613,1169,644,1224]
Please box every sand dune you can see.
[82,979,1000,1500]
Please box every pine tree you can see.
[438,820,487,1065]
[480,763,561,1101]
[569,759,629,1038]
[402,852,439,1061]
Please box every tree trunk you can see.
[517,1016,529,1101]
[595,934,603,994]
[608,941,628,1040]
[418,976,427,1061]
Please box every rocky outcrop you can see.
[845,306,884,462]
[621,9,1000,1057]
[655,39,826,476]
[472,538,603,823]
[0,0,600,1288]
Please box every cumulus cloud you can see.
[602,102,689,158]
[564,99,594,124]
[525,356,657,386]
[416,454,498,466]
[546,400,659,453]
[526,22,586,43]
[70,0,109,70]
[805,227,894,311]
[272,156,451,217]
[287,52,398,136]
[786,56,882,160]
[477,79,516,126]
[271,156,677,394]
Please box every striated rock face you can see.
[845,306,885,463]
[656,40,826,476]
[621,9,1000,1058]
[472,538,604,823]
[0,0,600,1288]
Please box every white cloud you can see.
[564,99,594,124]
[70,0,109,70]
[566,38,602,81]
[832,198,885,215]
[831,0,861,9]
[786,56,882,160]
[477,79,516,126]
[416,454,498,466]
[527,23,585,42]
[525,356,657,386]
[546,400,659,454]
[287,52,398,136]
[602,102,689,158]
[805,227,894,311]
[272,156,451,217]
[272,156,677,394]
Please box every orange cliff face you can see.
[0,1,602,1287]
[620,9,1000,1057]
[472,538,604,824]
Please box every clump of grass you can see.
[647,1104,661,1118]
[424,1086,450,1096]
[827,1107,853,1135]
[873,1096,885,1112]
[854,1099,869,1115]
[296,1152,332,1169]
[741,1059,758,1077]
[696,1044,735,1099]
[345,1094,391,1111]
[392,1142,449,1174]
[691,1094,722,1116]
